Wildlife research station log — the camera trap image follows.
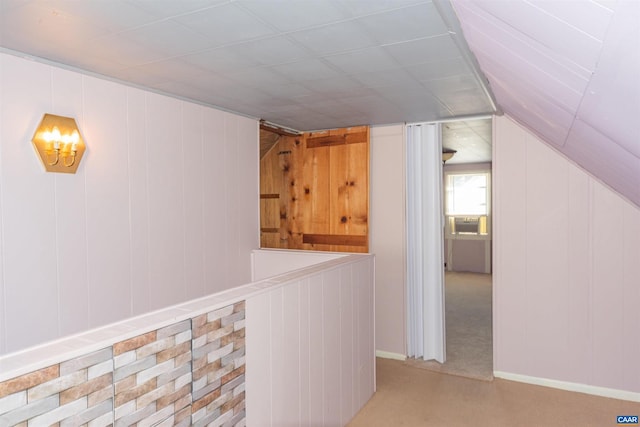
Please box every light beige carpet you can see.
[406,271,493,381]
[348,358,639,427]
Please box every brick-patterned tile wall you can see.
[113,319,192,427]
[191,301,246,427]
[0,302,246,427]
[0,348,113,426]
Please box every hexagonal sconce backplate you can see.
[32,113,86,174]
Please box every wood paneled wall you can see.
[494,115,640,396]
[246,254,375,426]
[260,126,369,253]
[0,52,259,355]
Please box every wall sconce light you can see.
[442,148,457,164]
[32,114,86,174]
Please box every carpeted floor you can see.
[406,271,493,381]
[347,358,640,427]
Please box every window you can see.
[445,172,490,238]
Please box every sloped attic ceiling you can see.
[451,0,640,207]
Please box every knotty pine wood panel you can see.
[259,126,369,252]
[302,138,331,251]
[328,126,369,252]
[259,134,283,248]
[287,135,305,249]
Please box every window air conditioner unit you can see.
[454,217,480,234]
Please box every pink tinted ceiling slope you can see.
[451,0,640,207]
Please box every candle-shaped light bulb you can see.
[70,130,79,151]
[52,127,61,149]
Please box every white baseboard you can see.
[375,350,407,361]
[494,371,640,402]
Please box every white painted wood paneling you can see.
[202,107,228,296]
[282,284,301,426]
[127,87,150,316]
[182,101,205,301]
[246,255,375,426]
[237,116,260,284]
[492,116,527,374]
[339,266,354,425]
[524,132,569,380]
[146,92,185,311]
[621,201,640,393]
[369,124,406,356]
[223,114,240,287]
[51,67,89,337]
[323,268,341,426]
[245,291,271,425]
[0,49,4,355]
[298,278,311,426]
[494,115,640,394]
[0,52,259,354]
[1,55,59,351]
[83,75,132,328]
[591,181,626,390]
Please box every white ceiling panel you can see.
[181,46,262,73]
[131,0,229,18]
[269,58,342,82]
[356,2,448,44]
[0,2,110,53]
[526,0,613,41]
[260,82,315,99]
[331,0,427,17]
[323,47,399,75]
[288,21,375,55]
[422,74,482,98]
[406,57,468,82]
[575,0,640,157]
[120,19,215,58]
[383,35,461,66]
[300,75,365,95]
[83,32,168,68]
[466,0,607,71]
[237,0,348,32]
[48,0,159,32]
[454,1,591,89]
[459,24,584,113]
[172,3,276,46]
[350,68,420,89]
[226,67,291,89]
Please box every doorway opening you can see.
[406,118,493,381]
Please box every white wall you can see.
[494,115,640,396]
[370,124,406,356]
[0,52,259,355]
[246,255,375,427]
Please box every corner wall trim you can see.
[376,350,407,361]
[494,371,640,402]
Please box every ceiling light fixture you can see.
[442,148,457,164]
